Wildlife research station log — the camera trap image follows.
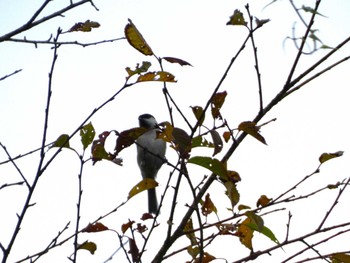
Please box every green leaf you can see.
[80,122,95,150]
[245,211,264,231]
[52,134,70,148]
[188,156,227,178]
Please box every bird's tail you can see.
[148,188,158,214]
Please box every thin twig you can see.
[0,69,22,81]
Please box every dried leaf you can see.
[82,222,109,233]
[223,131,231,143]
[68,20,100,32]
[184,218,197,246]
[80,122,95,150]
[125,19,153,55]
[115,127,145,155]
[171,127,192,159]
[125,61,152,77]
[201,193,217,216]
[211,91,227,119]
[128,178,158,199]
[163,56,192,66]
[227,10,247,26]
[121,220,135,234]
[236,218,253,250]
[256,195,272,207]
[238,204,251,211]
[330,253,350,263]
[193,252,216,263]
[319,151,344,164]
[137,71,176,82]
[91,131,114,164]
[190,106,205,126]
[238,121,267,145]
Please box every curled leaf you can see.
[91,131,114,164]
[210,130,223,156]
[125,61,152,77]
[163,57,192,66]
[201,193,217,216]
[211,91,227,119]
[256,195,272,207]
[68,20,100,32]
[125,19,153,55]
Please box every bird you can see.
[136,114,166,214]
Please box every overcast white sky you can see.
[1,0,350,262]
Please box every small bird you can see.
[136,114,166,214]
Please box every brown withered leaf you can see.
[82,222,109,233]
[238,121,267,145]
[256,195,272,207]
[201,193,217,216]
[125,19,153,55]
[190,106,205,126]
[68,20,100,32]
[121,220,135,234]
[91,131,114,164]
[137,71,176,82]
[211,91,227,119]
[163,56,192,66]
[115,127,146,155]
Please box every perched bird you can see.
[136,114,166,214]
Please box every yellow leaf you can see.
[184,218,197,246]
[125,19,153,55]
[238,121,267,145]
[236,218,253,250]
[319,151,344,164]
[128,178,158,199]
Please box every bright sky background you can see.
[1,0,350,262]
